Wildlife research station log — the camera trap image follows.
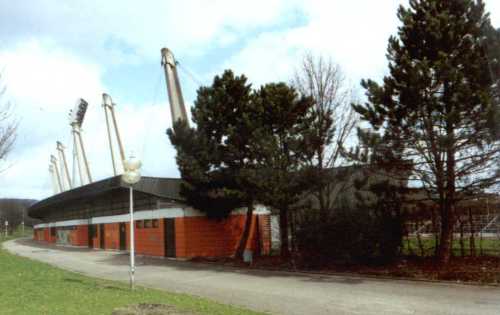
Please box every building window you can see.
[144,220,152,228]
[152,219,159,228]
[136,221,143,229]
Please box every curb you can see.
[189,259,500,288]
[8,238,500,288]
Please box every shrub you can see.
[295,201,404,266]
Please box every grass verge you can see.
[0,235,265,315]
[403,236,500,257]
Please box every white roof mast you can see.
[50,155,63,193]
[161,48,189,127]
[102,93,126,176]
[56,141,72,190]
[48,164,60,194]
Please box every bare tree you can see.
[292,53,358,220]
[0,76,17,171]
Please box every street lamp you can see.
[121,155,142,290]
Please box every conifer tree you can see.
[169,70,262,259]
[253,83,315,256]
[352,0,500,264]
[169,73,319,258]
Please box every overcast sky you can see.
[0,0,499,200]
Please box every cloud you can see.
[0,0,498,201]
[0,0,300,66]
[0,40,102,198]
[209,0,403,96]
[486,1,500,27]
[216,0,499,90]
[219,31,300,87]
[0,40,179,199]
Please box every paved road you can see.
[4,239,500,315]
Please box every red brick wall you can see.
[258,215,271,255]
[42,227,57,243]
[39,228,50,242]
[175,214,247,258]
[134,219,164,257]
[50,228,57,243]
[245,215,258,251]
[70,225,88,247]
[32,212,272,259]
[123,221,164,257]
[174,218,187,257]
[175,214,271,258]
[43,228,49,242]
[33,229,43,241]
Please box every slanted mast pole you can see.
[77,128,92,183]
[56,141,72,190]
[102,93,126,174]
[71,126,84,185]
[50,155,63,193]
[161,48,189,127]
[48,164,60,194]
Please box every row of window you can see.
[40,220,160,232]
[136,219,159,229]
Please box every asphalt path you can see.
[4,239,500,315]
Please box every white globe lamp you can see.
[121,154,142,290]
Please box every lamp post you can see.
[121,155,142,290]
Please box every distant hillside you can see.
[0,198,39,228]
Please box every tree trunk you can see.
[437,203,454,264]
[280,207,290,257]
[438,109,456,265]
[316,153,330,222]
[479,230,483,256]
[235,200,254,260]
[289,211,296,254]
[416,219,425,256]
[458,215,465,257]
[431,209,440,257]
[468,208,476,257]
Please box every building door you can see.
[164,218,176,258]
[88,224,96,248]
[50,227,56,242]
[99,224,105,249]
[119,223,126,250]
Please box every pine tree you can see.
[352,0,500,264]
[168,120,243,219]
[169,72,322,258]
[168,70,262,259]
[252,83,315,256]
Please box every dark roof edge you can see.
[28,176,183,218]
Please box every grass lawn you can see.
[403,236,500,257]
[0,233,265,315]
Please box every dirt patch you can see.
[112,304,198,315]
[192,255,500,285]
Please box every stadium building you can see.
[29,176,271,258]
[28,48,272,259]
